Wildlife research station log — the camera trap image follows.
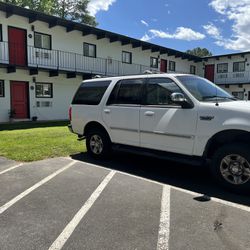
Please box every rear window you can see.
[72,80,111,105]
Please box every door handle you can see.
[104,109,111,114]
[144,111,155,116]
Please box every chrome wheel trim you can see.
[220,154,250,185]
[89,135,103,155]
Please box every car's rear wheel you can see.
[210,143,250,193]
[86,128,111,159]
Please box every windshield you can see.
[176,75,236,102]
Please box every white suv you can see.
[69,74,250,192]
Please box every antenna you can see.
[215,83,219,106]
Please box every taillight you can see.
[69,106,72,121]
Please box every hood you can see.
[219,101,250,111]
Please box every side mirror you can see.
[170,92,193,109]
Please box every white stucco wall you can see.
[0,68,81,122]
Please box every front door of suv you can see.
[102,78,144,146]
[140,77,198,155]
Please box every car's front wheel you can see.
[211,143,250,193]
[86,128,112,159]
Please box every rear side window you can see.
[107,79,144,105]
[72,80,111,105]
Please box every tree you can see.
[186,47,213,57]
[2,0,97,26]
[57,0,97,26]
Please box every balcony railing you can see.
[214,71,250,84]
[0,41,161,76]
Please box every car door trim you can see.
[140,130,194,139]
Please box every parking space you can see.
[0,155,249,250]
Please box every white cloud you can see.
[203,23,222,39]
[141,27,205,42]
[87,0,116,16]
[209,0,250,51]
[141,33,151,41]
[151,27,205,41]
[141,20,149,27]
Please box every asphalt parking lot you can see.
[0,153,250,250]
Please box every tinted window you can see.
[146,78,183,105]
[108,79,143,105]
[0,24,2,41]
[72,81,111,105]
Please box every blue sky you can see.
[87,0,250,55]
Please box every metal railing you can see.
[214,71,250,84]
[0,41,161,76]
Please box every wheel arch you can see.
[84,121,112,141]
[203,129,250,159]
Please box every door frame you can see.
[10,81,30,119]
[8,25,28,66]
[204,64,215,82]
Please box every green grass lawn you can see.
[0,121,85,162]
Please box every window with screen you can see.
[190,65,196,74]
[83,43,96,58]
[217,63,228,73]
[34,32,51,50]
[36,83,53,98]
[233,61,245,72]
[150,57,158,68]
[72,81,111,105]
[0,80,4,97]
[122,51,132,64]
[145,78,183,106]
[169,61,176,71]
[0,24,2,42]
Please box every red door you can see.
[8,27,27,66]
[11,82,28,119]
[204,64,215,82]
[160,59,167,72]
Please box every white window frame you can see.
[150,57,158,68]
[83,43,96,58]
[122,51,132,64]
[217,63,228,73]
[233,61,245,72]
[169,61,176,71]
[34,32,51,50]
[35,83,53,98]
[0,80,4,97]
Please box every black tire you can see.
[210,143,250,193]
[86,128,112,159]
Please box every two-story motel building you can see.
[0,2,250,123]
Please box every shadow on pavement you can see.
[70,151,250,208]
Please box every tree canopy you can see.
[186,47,213,57]
[3,0,97,26]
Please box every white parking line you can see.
[0,163,23,175]
[48,170,116,250]
[0,161,76,215]
[69,158,250,214]
[157,185,171,250]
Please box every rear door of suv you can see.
[102,78,144,146]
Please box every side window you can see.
[72,80,111,105]
[145,78,183,106]
[107,79,143,105]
